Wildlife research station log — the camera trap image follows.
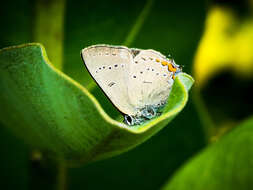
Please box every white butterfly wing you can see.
[81,45,137,116]
[127,49,174,109]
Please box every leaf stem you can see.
[192,89,216,143]
[57,160,67,190]
[31,1,67,188]
[29,150,67,190]
[123,0,154,47]
[33,0,66,70]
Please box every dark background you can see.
[0,0,206,189]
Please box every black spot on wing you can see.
[108,82,116,87]
[131,49,141,57]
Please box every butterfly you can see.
[81,44,182,125]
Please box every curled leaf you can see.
[0,43,193,165]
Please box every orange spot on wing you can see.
[161,61,168,66]
[168,63,177,72]
[156,58,160,62]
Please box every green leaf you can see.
[0,43,193,165]
[162,116,253,190]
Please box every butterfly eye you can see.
[178,65,183,72]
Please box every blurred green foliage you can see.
[193,1,253,134]
[163,116,253,190]
[5,0,248,189]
